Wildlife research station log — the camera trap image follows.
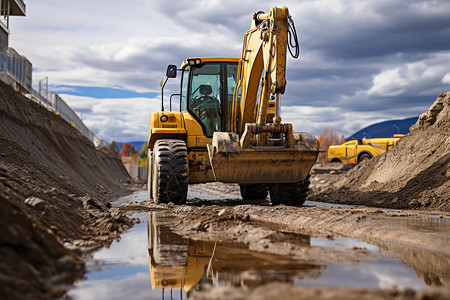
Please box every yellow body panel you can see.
[148,111,186,148]
[181,111,211,148]
[328,135,404,164]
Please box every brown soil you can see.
[310,92,450,212]
[0,81,135,299]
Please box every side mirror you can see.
[166,65,177,78]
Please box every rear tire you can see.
[269,175,310,206]
[152,140,188,205]
[239,184,269,200]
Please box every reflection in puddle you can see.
[147,211,426,298]
[67,209,429,300]
[148,212,325,298]
[311,237,380,252]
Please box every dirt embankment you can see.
[0,81,135,299]
[310,92,450,211]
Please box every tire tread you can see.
[152,139,188,204]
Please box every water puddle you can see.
[66,200,430,299]
[67,212,150,300]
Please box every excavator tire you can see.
[152,139,188,205]
[147,149,152,200]
[269,175,310,206]
[239,184,269,200]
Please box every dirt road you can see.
[121,182,450,300]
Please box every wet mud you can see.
[68,186,450,299]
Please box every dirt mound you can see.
[310,92,450,211]
[0,81,134,299]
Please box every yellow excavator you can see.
[147,6,320,205]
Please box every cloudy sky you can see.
[9,0,450,142]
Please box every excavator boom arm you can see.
[233,6,290,135]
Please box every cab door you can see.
[181,62,239,143]
[187,63,222,138]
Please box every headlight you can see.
[160,114,169,122]
[187,58,202,66]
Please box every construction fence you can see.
[138,166,148,180]
[0,47,32,93]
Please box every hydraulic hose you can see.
[287,16,300,58]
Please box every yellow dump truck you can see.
[328,134,404,164]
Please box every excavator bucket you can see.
[207,130,320,184]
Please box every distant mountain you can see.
[115,141,147,153]
[346,117,418,140]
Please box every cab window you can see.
[225,63,239,131]
[189,63,221,137]
[180,68,189,111]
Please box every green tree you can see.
[139,143,148,166]
[109,140,117,151]
[139,143,148,159]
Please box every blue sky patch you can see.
[50,85,159,99]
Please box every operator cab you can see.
[165,58,240,137]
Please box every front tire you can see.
[358,153,372,163]
[152,140,188,205]
[239,184,269,200]
[147,149,153,200]
[269,175,310,206]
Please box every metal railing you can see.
[0,47,31,92]
[138,166,148,180]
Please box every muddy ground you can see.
[125,182,450,300]
[118,92,450,299]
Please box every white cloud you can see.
[442,73,450,84]
[368,53,450,97]
[60,94,162,142]
[368,68,408,97]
